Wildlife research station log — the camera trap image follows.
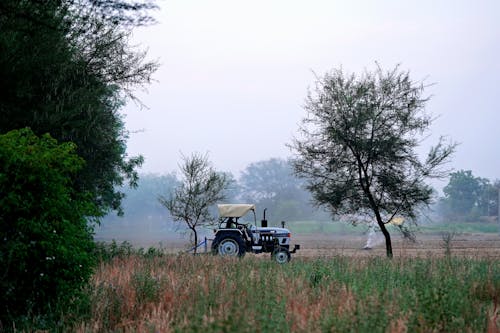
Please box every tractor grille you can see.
[260,234,275,242]
[259,232,289,242]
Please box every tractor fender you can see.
[212,229,245,250]
[214,229,243,239]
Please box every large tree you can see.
[239,158,319,221]
[0,0,157,327]
[441,170,499,219]
[0,0,158,215]
[240,159,301,202]
[121,173,180,219]
[442,170,483,217]
[158,153,230,254]
[291,65,456,257]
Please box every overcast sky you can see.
[124,0,500,181]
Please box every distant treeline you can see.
[104,158,330,227]
[434,170,499,222]
[105,161,499,229]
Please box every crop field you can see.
[99,223,500,260]
[292,233,500,259]
[57,228,500,333]
[94,219,500,255]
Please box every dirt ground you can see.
[292,233,500,258]
[102,232,500,259]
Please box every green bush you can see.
[0,128,98,329]
[132,269,162,304]
[94,240,165,262]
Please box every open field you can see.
[15,229,500,332]
[128,233,500,259]
[95,222,500,259]
[67,222,500,332]
[69,251,500,333]
[293,233,500,259]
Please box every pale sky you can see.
[124,0,500,181]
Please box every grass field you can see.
[20,221,500,332]
[68,251,499,332]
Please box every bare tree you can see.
[158,153,229,254]
[290,65,456,258]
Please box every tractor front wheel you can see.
[272,247,291,264]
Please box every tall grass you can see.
[66,253,500,333]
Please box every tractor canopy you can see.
[217,204,255,218]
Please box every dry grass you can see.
[70,251,500,333]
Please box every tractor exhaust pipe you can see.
[261,208,268,228]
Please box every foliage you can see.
[239,158,327,221]
[240,158,301,202]
[94,240,165,262]
[68,0,158,27]
[50,254,500,332]
[0,0,158,215]
[440,170,499,220]
[291,64,456,257]
[220,171,241,203]
[108,173,180,220]
[100,161,325,237]
[158,153,230,254]
[0,129,97,328]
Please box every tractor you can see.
[211,204,300,263]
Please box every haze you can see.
[124,0,500,180]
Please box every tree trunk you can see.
[377,218,393,258]
[191,227,198,255]
[363,183,393,258]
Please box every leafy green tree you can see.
[0,0,157,327]
[0,0,157,215]
[239,158,321,221]
[486,180,500,217]
[158,153,230,254]
[290,65,456,257]
[115,173,180,219]
[240,158,300,202]
[220,171,241,203]
[442,170,481,217]
[441,170,499,219]
[0,128,97,327]
[475,178,499,217]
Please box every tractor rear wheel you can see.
[215,236,246,257]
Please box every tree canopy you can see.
[0,0,158,327]
[440,170,499,220]
[239,158,326,221]
[0,0,158,215]
[291,65,456,257]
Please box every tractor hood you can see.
[251,226,290,235]
[218,204,255,218]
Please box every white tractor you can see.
[211,204,300,263]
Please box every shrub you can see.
[93,240,165,262]
[0,128,98,329]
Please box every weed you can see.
[131,269,161,304]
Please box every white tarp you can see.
[217,204,255,218]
